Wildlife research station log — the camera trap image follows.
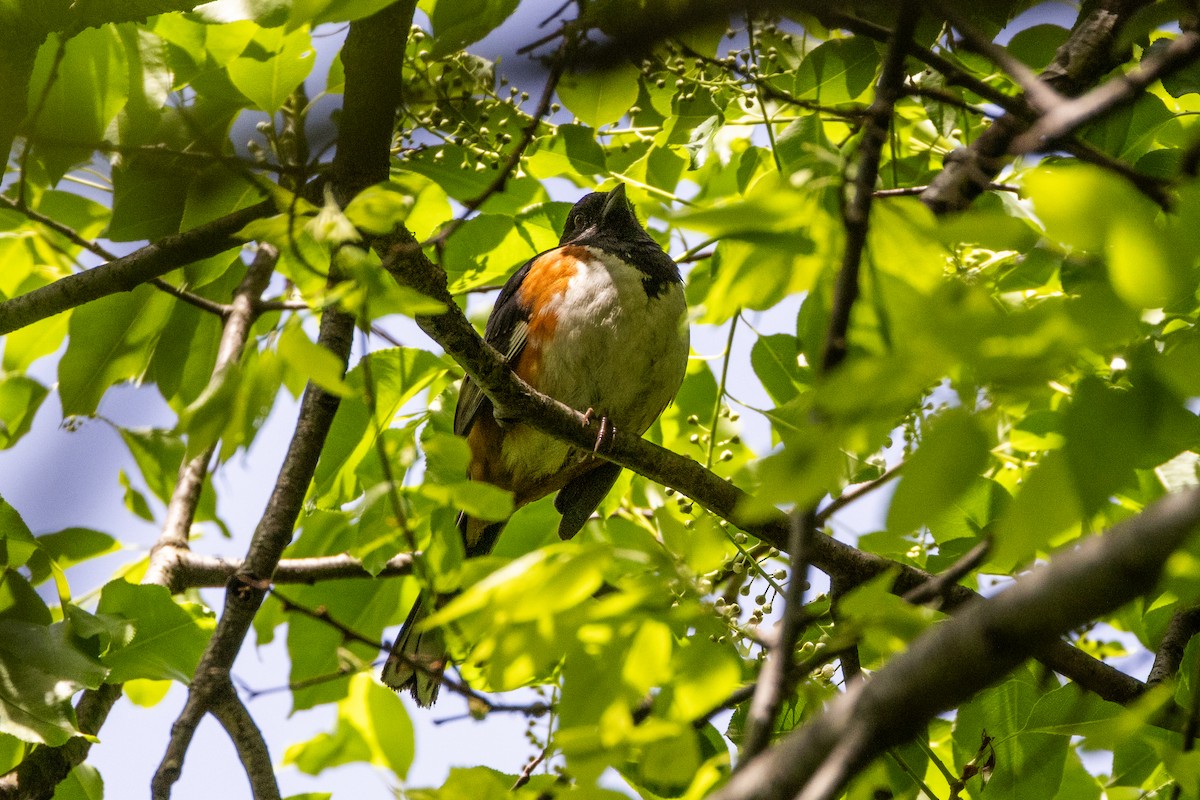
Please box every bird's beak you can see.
[600,183,628,222]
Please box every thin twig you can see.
[873,182,1017,198]
[511,749,548,791]
[935,2,1064,112]
[707,313,738,470]
[815,462,904,525]
[821,4,918,372]
[270,590,549,718]
[735,510,816,763]
[902,539,991,606]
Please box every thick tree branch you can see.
[0,201,271,335]
[1012,31,1200,154]
[166,551,416,588]
[921,0,1151,214]
[208,689,280,800]
[741,3,919,762]
[151,307,355,800]
[0,245,279,800]
[151,2,414,795]
[709,488,1200,800]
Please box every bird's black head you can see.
[558,184,681,294]
[560,184,650,246]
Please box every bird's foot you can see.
[582,408,615,453]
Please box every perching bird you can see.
[382,183,690,705]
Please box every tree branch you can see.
[1149,605,1200,686]
[0,201,271,336]
[741,3,919,761]
[207,688,280,800]
[151,306,355,800]
[147,244,279,588]
[166,550,416,588]
[1011,31,1200,154]
[151,2,414,794]
[0,244,280,800]
[920,0,1151,214]
[709,488,1200,800]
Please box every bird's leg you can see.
[582,408,616,453]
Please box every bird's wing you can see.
[453,257,535,437]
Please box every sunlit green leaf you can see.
[227,25,316,113]
[0,620,108,746]
[558,63,641,128]
[887,408,991,535]
[95,580,215,683]
[283,673,413,778]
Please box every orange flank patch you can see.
[514,246,584,384]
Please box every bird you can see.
[381,184,690,705]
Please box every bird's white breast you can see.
[501,247,689,482]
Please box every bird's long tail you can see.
[381,597,446,707]
[381,515,506,706]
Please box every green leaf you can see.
[558,63,641,128]
[26,27,129,181]
[1106,214,1191,309]
[119,470,155,522]
[0,571,51,625]
[57,284,173,417]
[287,0,395,27]
[887,409,991,534]
[122,678,171,708]
[993,453,1081,570]
[108,153,191,242]
[227,26,315,113]
[191,0,292,25]
[277,320,354,397]
[2,313,69,373]
[1006,24,1070,70]
[425,543,610,628]
[750,333,811,406]
[27,528,120,586]
[95,581,215,683]
[0,375,46,449]
[118,427,224,532]
[1025,164,1154,254]
[793,37,880,104]
[283,673,414,778]
[426,0,520,55]
[526,124,607,179]
[0,733,25,774]
[0,620,108,746]
[953,669,1069,799]
[51,763,103,800]
[0,495,39,570]
[313,347,447,505]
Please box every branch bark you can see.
[709,488,1200,800]
[741,2,919,761]
[920,0,1151,214]
[150,1,414,795]
[151,306,355,800]
[0,201,271,336]
[1012,31,1200,154]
